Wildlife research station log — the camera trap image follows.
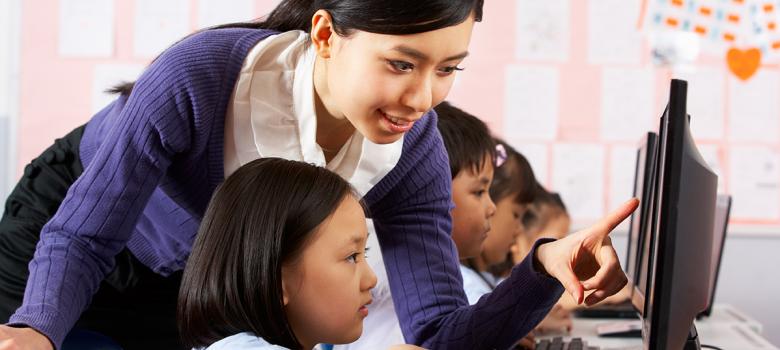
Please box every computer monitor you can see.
[624,132,658,292]
[641,79,719,349]
[698,194,732,318]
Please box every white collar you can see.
[224,30,403,197]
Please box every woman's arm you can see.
[365,113,564,349]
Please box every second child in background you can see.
[461,139,536,303]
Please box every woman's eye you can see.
[438,66,465,75]
[388,60,414,72]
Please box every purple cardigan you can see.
[9,28,563,349]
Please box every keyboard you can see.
[535,337,598,350]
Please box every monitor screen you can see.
[699,194,732,318]
[625,132,658,291]
[642,79,718,350]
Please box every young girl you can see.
[178,158,377,350]
[0,1,636,349]
[461,140,537,303]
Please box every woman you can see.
[0,1,635,349]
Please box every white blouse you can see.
[202,332,289,350]
[224,30,403,197]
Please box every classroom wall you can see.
[3,0,780,345]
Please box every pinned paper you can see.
[729,146,780,220]
[58,0,114,57]
[515,0,570,62]
[600,67,655,142]
[552,144,605,221]
[728,70,779,143]
[134,0,191,58]
[504,65,559,141]
[643,0,780,79]
[588,0,644,64]
[197,0,255,29]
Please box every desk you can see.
[538,304,777,350]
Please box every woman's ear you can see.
[281,267,291,306]
[310,9,335,59]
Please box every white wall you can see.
[0,0,20,203]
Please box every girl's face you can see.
[313,12,476,144]
[451,158,497,259]
[481,195,527,265]
[282,196,377,350]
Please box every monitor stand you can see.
[684,324,701,350]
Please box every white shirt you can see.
[460,264,496,305]
[224,30,404,197]
[202,332,289,350]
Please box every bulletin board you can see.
[13,0,780,235]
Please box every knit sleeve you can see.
[365,112,564,349]
[7,31,217,348]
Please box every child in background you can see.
[513,184,574,334]
[177,158,378,350]
[461,140,536,303]
[435,104,538,349]
[434,102,496,263]
[515,184,572,262]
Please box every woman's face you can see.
[482,195,526,265]
[282,196,377,349]
[313,13,476,144]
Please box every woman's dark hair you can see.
[490,139,537,205]
[177,157,357,349]
[111,0,484,95]
[435,101,496,179]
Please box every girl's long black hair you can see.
[177,157,356,349]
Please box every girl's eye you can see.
[438,66,465,75]
[474,190,486,197]
[347,253,359,264]
[388,60,414,72]
[364,247,371,260]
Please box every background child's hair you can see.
[112,0,484,95]
[490,138,537,205]
[177,158,357,349]
[522,183,568,231]
[434,101,496,179]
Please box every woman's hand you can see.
[535,198,639,306]
[0,325,53,350]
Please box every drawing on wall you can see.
[643,0,780,80]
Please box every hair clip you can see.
[495,144,507,168]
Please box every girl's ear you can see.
[310,9,335,59]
